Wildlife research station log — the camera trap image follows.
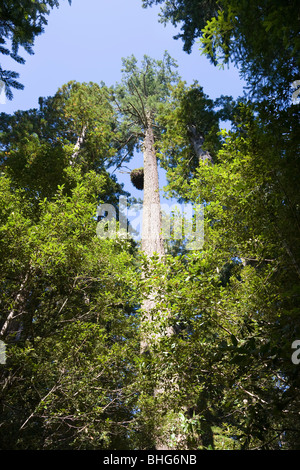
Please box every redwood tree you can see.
[113,54,182,448]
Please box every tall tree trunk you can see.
[140,116,181,450]
[140,116,164,354]
[141,120,164,258]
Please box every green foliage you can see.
[143,0,299,104]
[0,170,140,449]
[112,52,179,147]
[1,72,299,449]
[0,81,128,205]
[130,167,144,190]
[0,0,72,99]
[1,0,300,446]
[142,0,219,54]
[145,93,300,448]
[156,80,222,184]
[0,80,142,449]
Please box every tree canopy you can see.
[0,0,72,99]
[0,0,299,451]
[143,0,300,103]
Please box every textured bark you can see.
[140,119,164,355]
[140,117,183,450]
[141,121,164,258]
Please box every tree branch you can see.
[0,270,30,338]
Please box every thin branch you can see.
[126,100,146,126]
[237,385,269,405]
[129,78,147,125]
[20,383,60,430]
[142,65,149,97]
[0,270,30,337]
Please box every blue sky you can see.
[1,0,246,199]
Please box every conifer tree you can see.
[113,53,184,449]
[0,82,139,449]
[112,53,178,271]
[143,0,300,448]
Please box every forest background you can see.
[0,0,299,451]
